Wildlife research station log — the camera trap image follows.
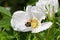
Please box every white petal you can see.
[21,27,32,32]
[26,5,32,18]
[11,11,31,32]
[26,5,32,12]
[40,22,52,32]
[31,6,46,21]
[32,22,52,33]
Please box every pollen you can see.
[31,19,38,28]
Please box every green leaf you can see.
[0,15,11,30]
[56,7,60,17]
[0,32,15,40]
[26,33,31,40]
[0,6,11,17]
[0,32,8,40]
[33,36,39,40]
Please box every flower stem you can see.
[46,6,56,40]
[2,28,5,32]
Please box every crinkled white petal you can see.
[32,22,52,33]
[36,0,49,14]
[11,11,31,32]
[31,6,46,21]
[50,0,59,13]
[36,0,59,14]
[48,0,59,16]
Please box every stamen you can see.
[31,19,38,28]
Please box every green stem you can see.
[46,6,56,40]
[28,33,32,40]
[32,33,39,40]
[26,33,32,40]
[15,33,18,40]
[2,28,5,32]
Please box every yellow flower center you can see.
[31,19,38,28]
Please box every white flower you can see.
[11,5,32,32]
[11,5,52,33]
[36,0,59,16]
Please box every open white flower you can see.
[36,0,59,16]
[11,5,52,33]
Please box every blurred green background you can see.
[0,0,38,13]
[0,0,60,13]
[0,0,60,40]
